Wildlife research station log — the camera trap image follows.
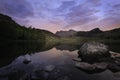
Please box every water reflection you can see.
[0,47,78,80]
[0,42,120,80]
[0,41,45,67]
[56,44,79,51]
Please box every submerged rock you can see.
[33,70,49,80]
[75,62,108,73]
[110,51,120,58]
[23,54,31,64]
[72,58,81,62]
[115,59,120,66]
[8,70,29,80]
[57,76,70,80]
[23,59,31,64]
[108,63,120,72]
[44,65,55,72]
[93,62,108,70]
[78,41,110,62]
[113,72,120,78]
[75,62,95,71]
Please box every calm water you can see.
[0,43,120,80]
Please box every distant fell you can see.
[55,27,120,40]
[56,29,77,37]
[89,28,103,33]
[76,28,120,39]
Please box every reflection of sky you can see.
[0,47,119,80]
[30,48,78,65]
[3,48,78,67]
[0,0,120,33]
[0,48,78,72]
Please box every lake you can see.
[0,43,120,80]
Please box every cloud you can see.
[0,0,34,18]
[86,0,101,6]
[39,0,101,29]
[26,0,103,31]
[27,0,77,25]
[0,0,119,32]
[62,0,100,28]
[55,0,76,14]
[101,2,120,27]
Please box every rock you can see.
[8,70,28,80]
[23,59,31,64]
[23,54,31,64]
[44,65,55,72]
[108,63,120,72]
[78,41,110,62]
[33,70,49,80]
[75,62,108,73]
[115,59,120,66]
[110,51,120,58]
[93,62,108,70]
[113,72,120,78]
[57,76,70,80]
[72,58,81,62]
[75,62,96,71]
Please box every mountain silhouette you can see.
[0,13,56,42]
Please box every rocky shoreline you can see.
[74,41,120,74]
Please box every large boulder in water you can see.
[78,41,111,62]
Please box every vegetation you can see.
[0,13,58,47]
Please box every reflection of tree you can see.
[0,42,44,67]
[55,44,80,51]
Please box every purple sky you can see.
[0,0,120,33]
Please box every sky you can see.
[0,0,120,33]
